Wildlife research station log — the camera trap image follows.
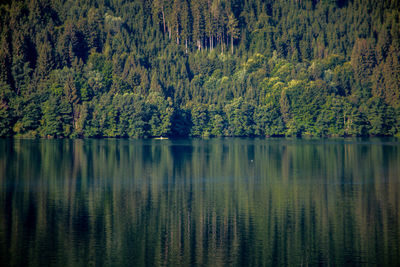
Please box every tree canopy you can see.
[0,0,399,138]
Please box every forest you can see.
[0,0,399,138]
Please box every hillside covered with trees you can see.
[0,0,400,138]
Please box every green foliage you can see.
[190,103,210,137]
[0,0,399,138]
[0,81,14,137]
[41,95,62,137]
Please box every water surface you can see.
[0,138,399,266]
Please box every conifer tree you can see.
[227,13,239,54]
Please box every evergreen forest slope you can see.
[1,0,400,138]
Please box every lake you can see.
[0,138,399,266]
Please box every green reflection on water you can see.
[0,138,399,266]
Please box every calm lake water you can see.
[0,138,399,266]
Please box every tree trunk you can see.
[162,9,166,34]
[231,35,233,54]
[168,22,171,39]
[221,35,223,54]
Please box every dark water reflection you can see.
[0,138,399,266]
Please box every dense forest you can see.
[0,0,399,138]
